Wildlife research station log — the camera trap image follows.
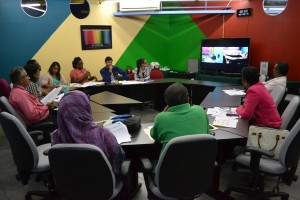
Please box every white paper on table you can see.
[104,122,131,144]
[223,89,245,96]
[207,107,239,118]
[41,86,63,105]
[213,116,238,128]
[82,82,104,87]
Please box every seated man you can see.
[100,56,127,82]
[9,67,57,127]
[150,82,210,154]
[264,61,289,92]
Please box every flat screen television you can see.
[200,38,250,74]
[80,25,112,50]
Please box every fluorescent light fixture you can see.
[21,5,46,13]
[21,3,40,6]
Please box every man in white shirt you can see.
[264,62,289,92]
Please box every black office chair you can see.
[0,96,56,144]
[0,112,53,200]
[225,119,300,200]
[48,143,133,200]
[140,134,217,200]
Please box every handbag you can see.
[246,125,289,159]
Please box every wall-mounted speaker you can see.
[260,61,269,76]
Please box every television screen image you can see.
[80,25,112,50]
[201,38,250,74]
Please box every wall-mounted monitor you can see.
[80,25,112,50]
[200,38,250,74]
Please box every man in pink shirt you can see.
[9,67,56,127]
[236,67,282,129]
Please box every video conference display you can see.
[201,38,250,73]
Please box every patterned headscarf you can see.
[51,90,123,175]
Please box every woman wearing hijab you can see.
[51,90,124,176]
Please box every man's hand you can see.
[46,101,55,110]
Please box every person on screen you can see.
[9,67,57,127]
[264,61,289,92]
[134,58,150,81]
[236,66,282,129]
[24,63,44,101]
[151,83,209,155]
[51,90,141,197]
[40,61,67,94]
[100,56,127,82]
[70,57,97,83]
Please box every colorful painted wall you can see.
[0,0,299,82]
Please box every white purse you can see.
[246,125,289,159]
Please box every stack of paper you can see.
[104,122,131,144]
[223,89,245,96]
[41,86,63,105]
[213,116,238,128]
[206,107,238,118]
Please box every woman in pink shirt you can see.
[236,67,282,129]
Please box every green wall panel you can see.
[116,8,206,72]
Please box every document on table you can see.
[213,116,238,128]
[223,89,245,96]
[119,80,154,85]
[41,86,63,105]
[207,107,239,118]
[104,122,131,144]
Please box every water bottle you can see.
[63,84,70,94]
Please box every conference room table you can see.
[84,78,246,199]
[78,78,242,111]
[120,120,247,200]
[90,91,143,114]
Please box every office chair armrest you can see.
[28,122,56,143]
[29,122,56,133]
[43,148,51,156]
[246,146,275,158]
[120,160,131,177]
[28,130,44,146]
[140,157,153,172]
[246,146,275,171]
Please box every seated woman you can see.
[40,61,67,94]
[236,66,282,129]
[24,63,44,101]
[51,90,125,176]
[70,57,97,83]
[0,78,11,98]
[134,58,150,81]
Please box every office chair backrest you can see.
[0,112,38,171]
[155,134,217,198]
[48,144,117,200]
[278,119,300,168]
[270,85,286,106]
[281,96,300,130]
[0,96,27,128]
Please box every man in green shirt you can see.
[150,82,210,154]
